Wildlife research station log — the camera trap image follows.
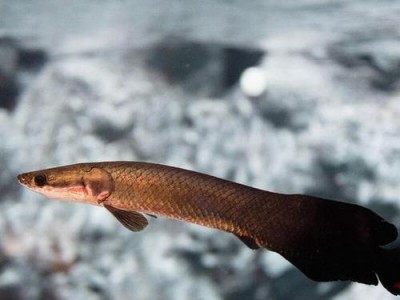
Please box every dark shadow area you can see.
[222,47,264,89]
[18,48,48,72]
[305,156,375,203]
[146,39,221,96]
[92,122,133,143]
[258,108,292,129]
[147,40,214,83]
[256,101,310,132]
[0,72,19,111]
[0,37,19,111]
[0,36,48,112]
[251,93,313,132]
[270,269,350,300]
[146,39,265,96]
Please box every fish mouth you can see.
[17,173,29,186]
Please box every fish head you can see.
[17,163,114,205]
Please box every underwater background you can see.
[1,0,400,299]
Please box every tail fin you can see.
[244,194,400,294]
[376,248,400,295]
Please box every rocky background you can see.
[1,0,400,299]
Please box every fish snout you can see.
[17,173,30,186]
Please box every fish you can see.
[17,161,400,295]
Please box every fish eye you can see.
[34,174,47,187]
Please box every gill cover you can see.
[83,167,115,203]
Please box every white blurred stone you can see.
[239,67,267,97]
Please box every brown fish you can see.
[17,161,400,295]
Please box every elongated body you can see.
[17,161,400,295]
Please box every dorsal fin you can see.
[104,205,148,232]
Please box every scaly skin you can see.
[17,161,400,295]
[104,162,273,237]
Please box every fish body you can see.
[17,161,400,295]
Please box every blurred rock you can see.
[329,37,400,91]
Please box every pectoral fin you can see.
[104,205,148,232]
[146,214,157,219]
[234,234,260,249]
